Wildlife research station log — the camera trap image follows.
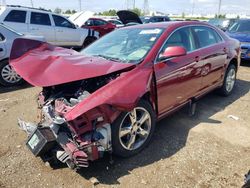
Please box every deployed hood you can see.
[69,11,95,27]
[227,31,250,43]
[117,10,142,25]
[10,38,134,87]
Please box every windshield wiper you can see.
[93,54,122,62]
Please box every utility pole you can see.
[191,0,195,16]
[218,0,222,16]
[133,0,135,9]
[30,0,34,7]
[79,0,82,11]
[143,0,149,15]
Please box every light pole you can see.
[218,0,222,16]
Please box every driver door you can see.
[154,26,203,116]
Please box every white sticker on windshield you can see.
[150,37,157,41]
[139,29,161,35]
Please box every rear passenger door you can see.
[29,12,55,44]
[52,15,81,47]
[3,10,28,33]
[192,26,227,92]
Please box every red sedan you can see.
[81,18,116,37]
[11,21,240,170]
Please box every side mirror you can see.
[159,46,187,61]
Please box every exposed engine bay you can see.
[19,73,120,169]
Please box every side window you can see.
[30,12,51,26]
[193,26,222,48]
[85,19,94,26]
[94,20,107,26]
[0,33,5,41]
[4,10,26,23]
[53,15,75,28]
[160,27,196,55]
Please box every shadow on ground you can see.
[0,82,32,94]
[75,79,250,185]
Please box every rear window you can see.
[4,10,26,23]
[31,12,51,26]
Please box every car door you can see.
[93,19,114,36]
[29,11,56,44]
[192,26,227,92]
[3,10,28,33]
[52,15,81,47]
[154,26,203,115]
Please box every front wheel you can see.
[0,60,24,86]
[218,64,236,96]
[111,100,156,157]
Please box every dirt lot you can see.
[0,65,250,188]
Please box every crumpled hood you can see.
[227,31,250,42]
[10,38,134,87]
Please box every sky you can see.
[1,0,250,15]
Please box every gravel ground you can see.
[0,65,249,188]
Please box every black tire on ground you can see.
[217,64,237,96]
[111,100,156,158]
[0,60,24,87]
[82,36,97,48]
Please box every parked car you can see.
[208,18,237,31]
[141,16,171,23]
[12,21,240,170]
[106,19,124,28]
[0,5,99,48]
[226,19,250,61]
[82,18,116,37]
[0,24,44,86]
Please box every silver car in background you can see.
[0,24,44,86]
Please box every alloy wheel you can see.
[1,64,21,84]
[119,107,152,151]
[225,68,236,92]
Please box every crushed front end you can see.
[19,76,120,170]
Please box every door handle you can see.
[0,48,3,52]
[30,28,38,30]
[195,56,200,62]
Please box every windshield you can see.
[228,20,250,33]
[1,24,23,36]
[81,28,164,63]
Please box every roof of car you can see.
[2,5,51,13]
[122,21,210,29]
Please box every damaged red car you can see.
[11,21,240,170]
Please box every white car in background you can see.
[0,24,44,86]
[0,5,99,48]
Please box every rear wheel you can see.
[112,100,156,157]
[0,60,23,86]
[218,64,236,96]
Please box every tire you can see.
[217,64,236,96]
[112,100,156,157]
[0,60,24,86]
[82,36,97,48]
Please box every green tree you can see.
[72,10,77,14]
[130,8,143,16]
[64,9,72,14]
[54,7,62,14]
